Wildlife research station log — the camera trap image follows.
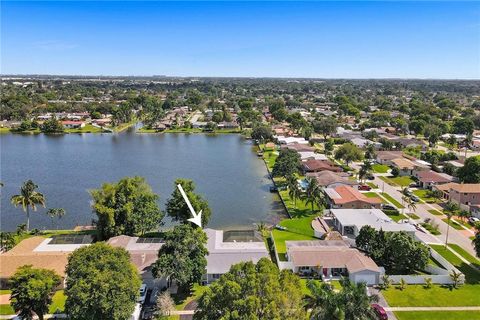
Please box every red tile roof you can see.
[327,185,382,205]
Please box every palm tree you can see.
[464,132,473,158]
[444,201,460,247]
[406,198,417,218]
[305,280,344,320]
[341,279,379,320]
[358,160,372,183]
[46,208,66,230]
[287,176,302,209]
[450,270,462,289]
[11,180,46,232]
[458,210,471,224]
[305,177,323,213]
[424,277,433,289]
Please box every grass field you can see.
[441,219,464,230]
[430,244,480,284]
[428,209,443,216]
[372,164,390,173]
[383,284,480,307]
[380,192,405,208]
[389,176,415,187]
[0,290,65,315]
[367,182,378,189]
[395,311,480,320]
[448,244,480,266]
[413,189,439,203]
[65,124,104,133]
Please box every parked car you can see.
[382,204,396,211]
[371,303,388,320]
[358,185,372,191]
[410,195,420,202]
[366,173,375,180]
[469,217,480,225]
[409,182,417,188]
[138,283,147,304]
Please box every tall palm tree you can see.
[305,177,323,213]
[444,201,460,247]
[406,198,417,217]
[46,208,66,230]
[464,132,473,158]
[287,175,301,209]
[11,180,46,231]
[341,279,379,320]
[305,281,344,320]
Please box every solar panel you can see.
[49,234,93,245]
[136,237,163,243]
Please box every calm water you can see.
[0,130,286,231]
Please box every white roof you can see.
[331,209,416,233]
[299,151,328,161]
[205,229,269,274]
[275,136,309,145]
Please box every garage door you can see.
[353,273,377,285]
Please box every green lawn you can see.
[380,192,405,208]
[383,284,480,307]
[385,211,408,222]
[430,244,480,284]
[173,284,208,311]
[390,176,415,187]
[366,182,378,189]
[278,189,322,218]
[421,222,441,235]
[278,215,316,237]
[395,311,480,320]
[272,229,317,261]
[0,290,65,315]
[372,164,390,173]
[448,244,480,266]
[0,127,11,133]
[263,151,278,171]
[441,219,464,230]
[413,189,439,203]
[428,209,443,216]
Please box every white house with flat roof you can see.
[330,208,416,238]
[203,228,269,284]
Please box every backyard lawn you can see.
[65,124,104,133]
[380,192,405,209]
[278,189,322,218]
[272,228,317,261]
[173,284,208,311]
[372,164,390,173]
[395,311,480,320]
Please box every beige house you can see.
[435,183,480,213]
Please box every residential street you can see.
[372,175,477,256]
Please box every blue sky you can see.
[1,1,479,78]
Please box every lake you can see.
[0,130,286,231]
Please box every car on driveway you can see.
[371,303,388,320]
[358,185,372,191]
[469,217,480,225]
[138,283,147,304]
[410,195,420,202]
[382,204,396,211]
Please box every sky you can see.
[1,1,479,79]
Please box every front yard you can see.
[395,311,480,320]
[379,175,414,187]
[372,164,390,173]
[0,290,66,315]
[412,189,440,203]
[380,192,405,209]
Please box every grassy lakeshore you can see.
[137,127,242,134]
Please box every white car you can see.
[469,217,480,225]
[138,284,147,304]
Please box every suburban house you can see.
[390,157,429,176]
[434,183,480,213]
[324,185,382,209]
[302,159,342,173]
[61,120,85,129]
[203,229,269,284]
[330,208,416,238]
[350,137,381,149]
[285,240,381,285]
[0,235,92,288]
[107,235,169,289]
[281,143,315,153]
[376,151,404,165]
[298,151,328,161]
[276,136,309,145]
[306,171,358,188]
[414,170,455,189]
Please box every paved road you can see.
[373,175,476,256]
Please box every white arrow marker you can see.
[177,184,202,228]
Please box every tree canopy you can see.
[9,265,61,320]
[272,149,301,178]
[166,178,211,227]
[355,226,429,274]
[90,176,163,240]
[153,224,208,290]
[65,242,141,320]
[194,258,305,320]
[334,143,363,166]
[457,156,480,183]
[251,124,274,142]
